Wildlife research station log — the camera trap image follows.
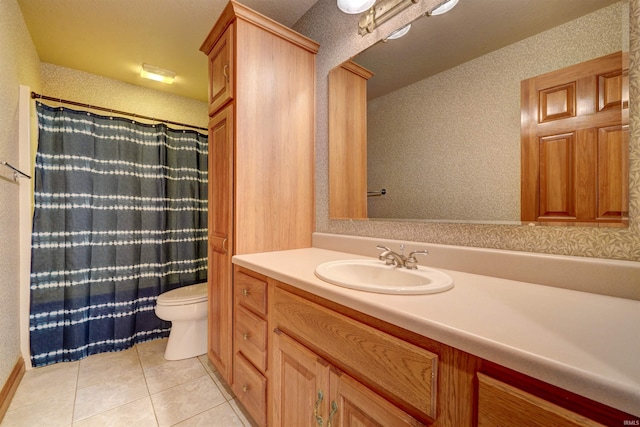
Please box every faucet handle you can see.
[405,250,429,269]
[376,245,395,265]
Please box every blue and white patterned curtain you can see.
[30,103,208,367]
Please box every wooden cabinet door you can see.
[329,369,425,427]
[271,330,329,427]
[207,24,234,116]
[521,51,628,224]
[272,329,426,427]
[207,105,234,383]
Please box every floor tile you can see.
[229,398,256,427]
[143,357,207,394]
[8,360,78,411]
[4,339,259,427]
[77,347,142,389]
[150,375,225,427]
[72,396,158,427]
[172,401,245,427]
[2,392,75,427]
[136,338,169,369]
[73,366,149,422]
[198,357,235,401]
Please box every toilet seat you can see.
[157,282,208,306]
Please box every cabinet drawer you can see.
[235,270,267,315]
[274,287,438,421]
[477,373,605,427]
[232,353,267,427]
[234,305,267,371]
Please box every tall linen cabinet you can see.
[200,0,318,400]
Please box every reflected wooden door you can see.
[521,51,628,225]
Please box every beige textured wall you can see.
[295,0,640,262]
[367,2,627,221]
[40,63,208,130]
[0,0,41,390]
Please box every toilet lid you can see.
[157,282,208,306]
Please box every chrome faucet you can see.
[376,245,429,270]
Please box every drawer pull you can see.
[242,288,249,297]
[327,401,338,427]
[314,390,324,426]
[242,384,249,393]
[243,332,250,341]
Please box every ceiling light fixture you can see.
[140,63,176,84]
[338,0,376,14]
[385,24,411,40]
[358,0,418,35]
[428,0,459,16]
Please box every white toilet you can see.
[155,282,208,360]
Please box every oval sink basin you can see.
[314,259,454,295]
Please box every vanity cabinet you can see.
[200,0,318,387]
[222,266,638,427]
[272,330,426,427]
[328,61,373,219]
[271,285,437,426]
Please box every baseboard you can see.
[0,357,25,423]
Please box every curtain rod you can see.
[31,92,208,132]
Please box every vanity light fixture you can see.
[385,23,411,40]
[140,63,176,84]
[358,0,418,35]
[427,0,459,16]
[337,0,376,14]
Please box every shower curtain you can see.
[29,103,208,367]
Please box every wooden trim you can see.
[0,357,25,423]
[200,0,319,55]
[340,60,374,80]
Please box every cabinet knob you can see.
[243,333,250,341]
[241,288,249,297]
[242,384,249,393]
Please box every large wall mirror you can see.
[330,0,629,225]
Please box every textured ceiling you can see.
[17,0,318,102]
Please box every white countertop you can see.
[233,247,640,417]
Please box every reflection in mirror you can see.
[336,0,628,224]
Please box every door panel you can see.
[521,51,628,224]
[207,105,234,382]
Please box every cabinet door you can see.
[329,369,425,427]
[207,105,234,383]
[271,331,329,427]
[207,23,234,115]
[477,373,605,427]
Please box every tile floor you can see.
[2,338,255,427]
